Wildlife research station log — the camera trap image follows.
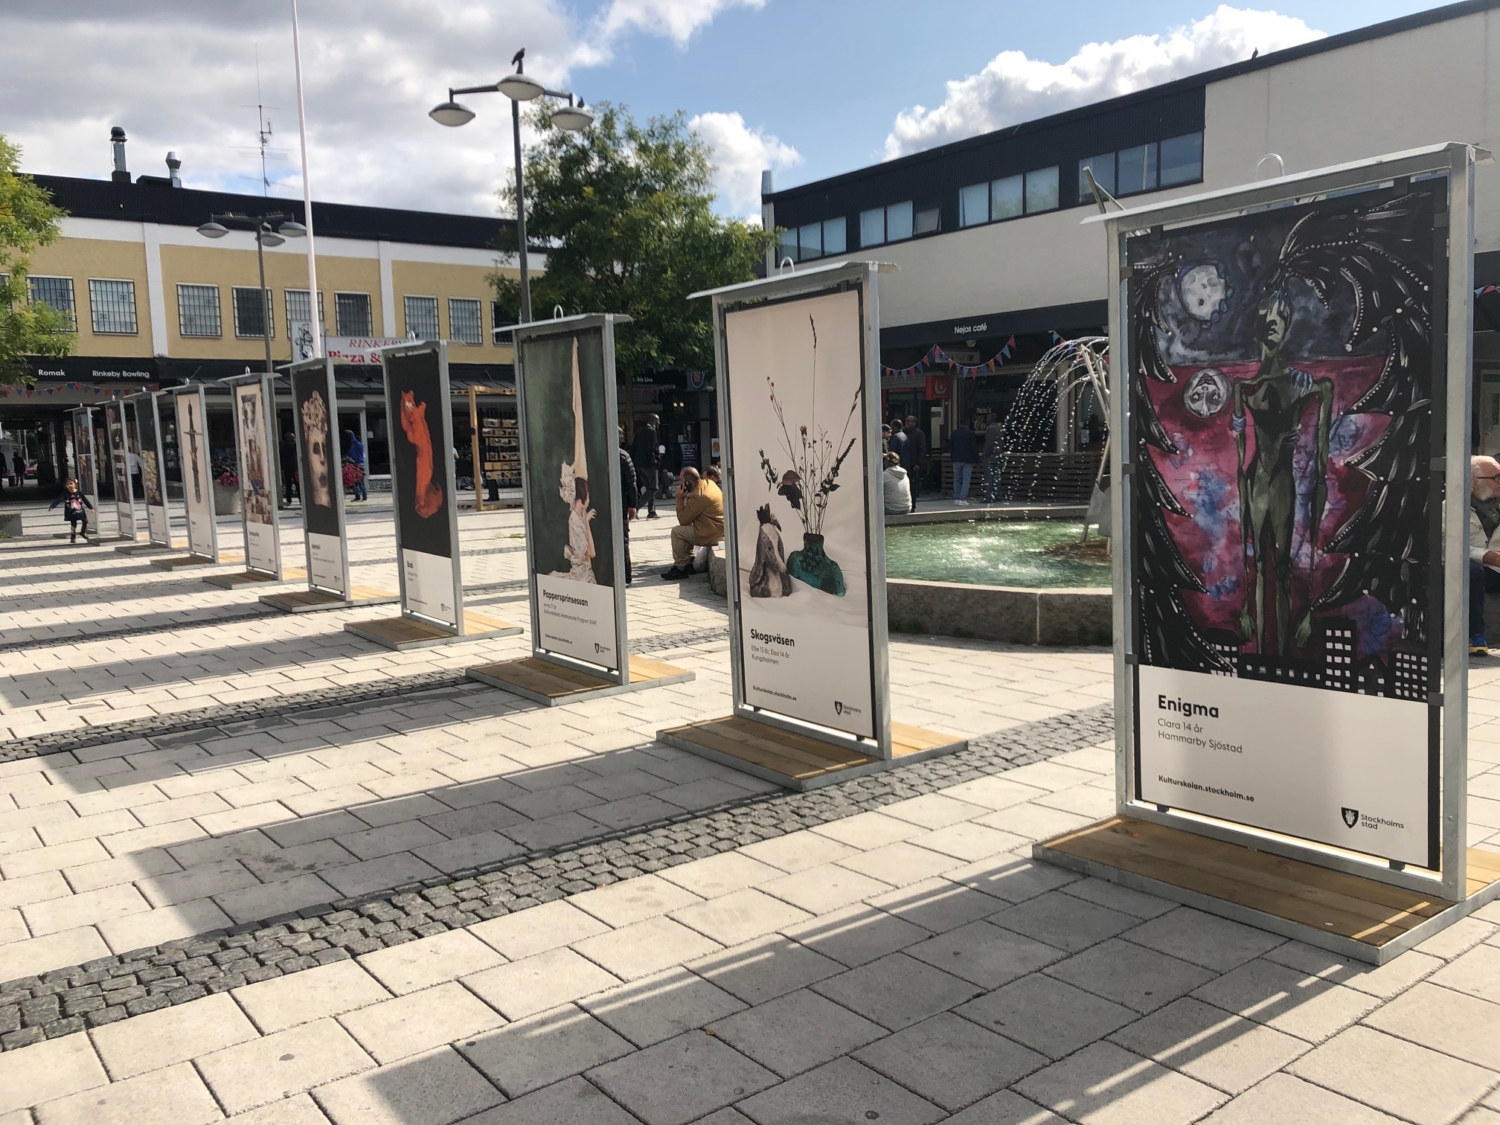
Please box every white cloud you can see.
[688,111,800,219]
[0,0,761,217]
[885,5,1324,158]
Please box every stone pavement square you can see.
[460,1006,633,1098]
[587,1031,778,1125]
[853,1011,1048,1110]
[707,988,884,1077]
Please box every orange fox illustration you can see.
[400,391,444,518]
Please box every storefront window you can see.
[991,175,1023,220]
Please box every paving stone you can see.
[1122,907,1287,972]
[462,1005,633,1098]
[1016,1040,1227,1125]
[575,916,722,981]
[313,1045,503,1125]
[1430,942,1500,1004]
[855,1010,1048,1110]
[1293,1024,1499,1124]
[1190,958,1379,1043]
[358,928,504,995]
[710,988,885,1077]
[234,959,391,1034]
[0,1031,107,1116]
[579,967,746,1048]
[463,949,620,1020]
[1363,981,1500,1070]
[907,919,1066,989]
[1197,1072,1406,1125]
[990,889,1136,953]
[32,1060,220,1125]
[944,1090,1069,1124]
[656,853,781,899]
[944,855,1080,904]
[1260,940,1442,1000]
[570,875,703,928]
[197,1016,374,1115]
[812,952,979,1031]
[21,884,150,937]
[469,900,609,960]
[213,873,341,926]
[1107,996,1308,1094]
[321,852,444,899]
[957,973,1137,1060]
[736,1056,944,1125]
[739,830,858,874]
[759,864,893,915]
[669,888,813,947]
[97,896,233,954]
[91,991,258,1079]
[1045,938,1215,1014]
[587,1030,778,1125]
[458,1075,637,1125]
[222,1092,334,1124]
[1059,878,1176,920]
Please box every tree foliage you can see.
[491,103,773,378]
[0,136,73,384]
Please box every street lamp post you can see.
[197,213,306,373]
[429,48,592,327]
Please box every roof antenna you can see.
[239,45,283,195]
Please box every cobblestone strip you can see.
[0,702,1112,1050]
[0,627,729,764]
[0,607,277,656]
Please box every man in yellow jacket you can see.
[663,466,724,580]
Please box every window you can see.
[284,289,326,329]
[335,292,373,336]
[860,208,885,249]
[778,228,798,264]
[449,298,482,345]
[28,276,76,330]
[991,175,1023,220]
[1160,132,1203,186]
[797,222,821,261]
[959,183,989,228]
[404,295,438,340]
[491,300,517,336]
[232,287,274,338]
[885,201,913,242]
[177,284,221,337]
[88,279,137,334]
[822,216,846,256]
[1117,143,1158,194]
[1078,154,1115,199]
[1025,167,1059,213]
[913,207,940,236]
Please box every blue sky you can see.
[1,0,1456,218]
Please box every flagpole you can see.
[290,0,322,357]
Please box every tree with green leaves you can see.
[492,103,774,379]
[0,136,73,385]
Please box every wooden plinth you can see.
[470,654,694,706]
[115,540,182,555]
[203,566,304,589]
[258,585,398,613]
[345,611,523,651]
[1034,816,1500,965]
[658,715,967,792]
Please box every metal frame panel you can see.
[69,407,100,537]
[126,390,171,547]
[1104,142,1481,900]
[224,371,284,580]
[287,356,351,598]
[510,313,630,685]
[104,398,137,540]
[701,260,893,759]
[166,386,220,563]
[380,340,465,635]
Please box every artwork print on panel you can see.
[1128,183,1437,699]
[388,350,452,560]
[135,398,164,507]
[234,384,275,527]
[292,369,339,539]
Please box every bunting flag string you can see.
[881,335,1024,380]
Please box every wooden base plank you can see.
[203,566,303,589]
[345,612,523,651]
[468,654,694,706]
[1034,816,1500,965]
[149,555,219,570]
[114,540,183,555]
[258,586,399,613]
[659,714,967,792]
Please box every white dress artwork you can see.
[550,338,597,583]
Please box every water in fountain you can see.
[981,337,1109,505]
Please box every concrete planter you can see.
[213,483,242,516]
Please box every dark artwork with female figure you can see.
[1129,183,1436,697]
[386,349,453,561]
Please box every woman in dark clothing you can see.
[619,429,639,585]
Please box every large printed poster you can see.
[1128,182,1440,866]
[104,401,134,538]
[725,289,875,738]
[71,408,98,523]
[232,381,279,574]
[385,347,458,628]
[134,394,171,546]
[520,329,620,670]
[291,363,346,594]
[174,391,216,561]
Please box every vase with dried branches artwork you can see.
[757,314,860,596]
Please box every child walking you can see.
[49,479,94,543]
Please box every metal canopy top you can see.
[497,313,634,339]
[688,259,898,304]
[1085,141,1492,230]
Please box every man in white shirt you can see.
[1470,455,1500,654]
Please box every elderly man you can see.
[1472,455,1500,654]
[662,465,723,581]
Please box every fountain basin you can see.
[887,579,1110,646]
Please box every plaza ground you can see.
[0,498,1498,1124]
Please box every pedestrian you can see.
[11,451,23,487]
[49,478,94,543]
[881,424,892,453]
[632,413,662,519]
[981,411,1004,503]
[662,466,723,581]
[618,426,638,585]
[899,415,927,512]
[279,429,299,507]
[127,447,143,501]
[343,429,367,502]
[949,416,977,505]
[882,451,911,516]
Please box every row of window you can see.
[783,130,1204,256]
[23,276,496,345]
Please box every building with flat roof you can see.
[762,0,1500,459]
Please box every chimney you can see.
[166,151,181,187]
[110,126,129,183]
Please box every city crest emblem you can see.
[834,701,844,716]
[1341,807,1359,829]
